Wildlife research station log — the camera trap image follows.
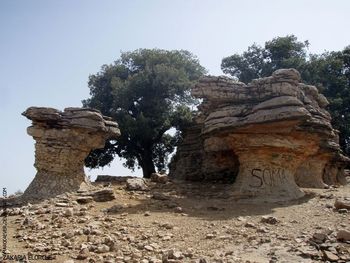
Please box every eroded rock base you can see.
[22,107,120,200]
[170,69,349,201]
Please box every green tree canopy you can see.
[305,48,350,154]
[221,35,309,83]
[221,36,350,155]
[83,49,206,177]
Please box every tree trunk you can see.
[140,150,156,178]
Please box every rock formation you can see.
[169,69,349,201]
[22,107,120,200]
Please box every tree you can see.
[221,36,350,155]
[304,48,350,154]
[221,35,309,83]
[83,49,206,177]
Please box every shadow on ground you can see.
[1,179,317,221]
[99,180,316,221]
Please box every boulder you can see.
[22,107,120,200]
[336,230,350,242]
[334,199,350,210]
[126,178,148,191]
[76,196,94,204]
[150,173,168,184]
[91,189,115,202]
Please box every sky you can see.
[1,0,350,194]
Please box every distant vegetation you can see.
[222,35,350,155]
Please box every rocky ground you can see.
[1,176,350,263]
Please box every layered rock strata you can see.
[22,107,120,199]
[170,69,349,201]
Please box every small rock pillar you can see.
[22,107,120,199]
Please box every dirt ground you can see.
[1,179,349,263]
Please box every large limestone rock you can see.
[22,107,120,200]
[170,69,349,201]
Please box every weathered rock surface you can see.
[334,199,350,210]
[337,230,350,242]
[150,173,169,184]
[170,69,349,201]
[126,178,149,191]
[22,107,120,200]
[90,189,116,202]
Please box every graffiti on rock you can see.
[249,167,287,188]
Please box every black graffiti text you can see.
[249,168,287,188]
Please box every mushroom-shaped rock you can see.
[169,69,347,201]
[22,107,120,200]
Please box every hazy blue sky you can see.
[1,0,349,194]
